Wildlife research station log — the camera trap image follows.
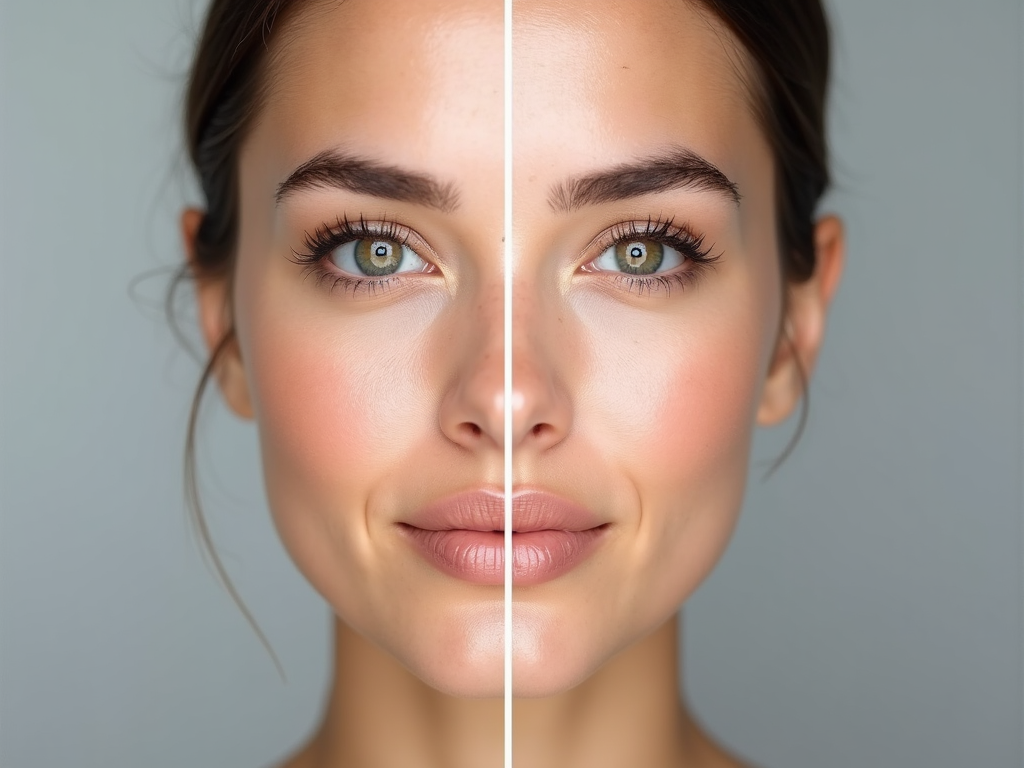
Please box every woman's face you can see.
[209,0,798,698]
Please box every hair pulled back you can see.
[186,0,298,278]
[169,0,300,665]
[698,0,831,281]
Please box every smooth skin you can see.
[182,0,842,766]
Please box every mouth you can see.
[398,488,608,586]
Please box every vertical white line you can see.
[502,0,513,764]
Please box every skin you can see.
[182,0,843,766]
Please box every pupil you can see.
[375,245,388,257]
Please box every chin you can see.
[390,600,508,699]
[508,602,610,698]
[414,666,505,699]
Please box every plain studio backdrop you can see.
[0,1,1021,766]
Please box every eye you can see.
[591,238,687,276]
[330,237,429,277]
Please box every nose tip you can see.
[437,291,572,458]
[509,385,569,452]
[439,369,571,455]
[440,380,505,452]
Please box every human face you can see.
[216,0,803,701]
[509,0,787,696]
[229,0,506,696]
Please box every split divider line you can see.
[503,0,514,765]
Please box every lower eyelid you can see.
[611,271,700,297]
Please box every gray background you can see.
[0,1,1021,767]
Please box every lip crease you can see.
[398,487,607,586]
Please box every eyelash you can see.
[291,214,719,299]
[290,215,424,296]
[588,216,720,297]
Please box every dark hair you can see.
[696,0,831,282]
[170,0,831,627]
[168,0,301,670]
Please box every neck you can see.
[304,619,503,768]
[514,614,713,768]
[295,612,739,768]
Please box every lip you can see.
[399,488,607,586]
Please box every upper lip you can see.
[403,487,602,533]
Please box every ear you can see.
[757,214,844,426]
[181,208,254,420]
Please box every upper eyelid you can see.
[580,218,709,262]
[305,217,410,249]
[296,216,711,275]
[300,216,438,264]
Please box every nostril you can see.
[467,423,482,437]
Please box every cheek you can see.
[572,270,778,604]
[637,285,780,605]
[231,258,445,589]
[642,309,764,502]
[245,310,435,492]
[577,289,767,491]
[632,318,761,591]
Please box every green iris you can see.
[354,238,403,276]
[614,240,664,275]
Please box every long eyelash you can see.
[603,215,721,296]
[289,214,412,296]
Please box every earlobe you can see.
[180,208,255,421]
[757,214,845,426]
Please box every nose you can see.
[438,294,571,455]
[508,324,572,452]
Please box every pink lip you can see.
[399,488,607,586]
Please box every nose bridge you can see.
[438,268,572,457]
[510,282,571,450]
[438,281,506,451]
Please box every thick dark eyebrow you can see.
[275,149,460,213]
[548,148,741,213]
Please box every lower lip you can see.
[399,526,606,586]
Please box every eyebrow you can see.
[275,149,461,213]
[548,147,741,213]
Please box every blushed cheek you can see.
[644,321,763,499]
[636,328,761,574]
[232,265,446,563]
[635,299,779,608]
[252,327,435,479]
[571,284,772,602]
[576,299,764,489]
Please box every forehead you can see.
[246,0,772,234]
[254,0,503,183]
[513,0,764,182]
